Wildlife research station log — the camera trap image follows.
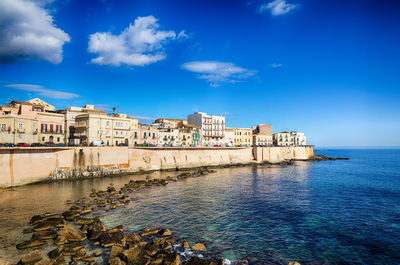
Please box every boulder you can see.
[48,246,64,259]
[139,228,160,237]
[126,233,142,243]
[122,247,149,265]
[32,229,57,240]
[62,210,80,221]
[143,243,158,256]
[28,215,46,226]
[110,246,123,258]
[109,257,125,265]
[19,250,42,265]
[33,222,52,232]
[191,243,206,251]
[97,230,125,247]
[158,228,172,236]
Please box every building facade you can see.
[233,128,253,147]
[273,131,307,146]
[223,128,235,147]
[75,112,138,146]
[187,112,225,147]
[154,118,187,129]
[135,124,159,146]
[252,124,273,146]
[157,129,179,147]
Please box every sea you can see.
[0,148,399,264]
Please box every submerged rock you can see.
[16,238,46,250]
[56,224,86,244]
[181,240,190,249]
[163,252,181,265]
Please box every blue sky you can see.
[1,0,400,147]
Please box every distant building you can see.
[157,128,179,147]
[0,99,65,145]
[187,112,225,146]
[74,112,138,146]
[233,128,252,147]
[135,124,158,146]
[273,131,307,146]
[154,118,187,129]
[178,123,202,147]
[223,128,235,147]
[27,98,56,111]
[252,124,273,146]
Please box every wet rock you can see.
[109,257,125,265]
[33,222,52,232]
[62,245,84,256]
[62,210,80,221]
[126,233,142,244]
[216,259,224,265]
[16,238,46,250]
[81,256,95,262]
[186,257,215,265]
[43,217,65,228]
[191,243,206,251]
[23,227,34,234]
[180,240,190,249]
[288,262,301,265]
[34,257,57,265]
[139,228,160,237]
[32,229,57,240]
[71,247,87,261]
[28,215,46,226]
[93,250,102,257]
[158,228,172,236]
[74,217,95,225]
[143,243,158,256]
[19,250,43,264]
[56,224,86,244]
[48,246,64,259]
[238,259,249,264]
[162,242,172,250]
[163,252,181,265]
[98,230,125,247]
[110,246,123,258]
[122,247,149,265]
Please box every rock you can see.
[32,229,57,240]
[163,252,181,265]
[238,259,249,264]
[74,217,95,225]
[16,238,46,250]
[62,210,80,221]
[158,228,172,236]
[143,243,158,256]
[28,215,46,226]
[34,257,56,265]
[62,245,84,256]
[93,250,102,257]
[288,262,301,265]
[98,230,125,247]
[139,228,160,237]
[48,246,64,259]
[33,222,52,232]
[81,256,95,262]
[186,257,215,265]
[19,250,42,264]
[43,217,65,228]
[122,247,149,265]
[56,224,86,244]
[216,259,224,265]
[110,246,123,258]
[180,240,190,249]
[109,257,125,265]
[126,233,142,243]
[162,242,172,250]
[23,227,34,234]
[191,243,206,251]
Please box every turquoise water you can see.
[97,149,400,264]
[1,149,399,264]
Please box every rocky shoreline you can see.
[2,157,346,265]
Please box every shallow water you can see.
[1,149,400,264]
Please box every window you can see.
[42,137,45,141]
[1,124,6,131]
[134,132,137,138]
[57,137,60,142]
[33,124,37,133]
[153,133,155,139]
[121,131,123,135]
[144,132,147,137]
[18,123,23,131]
[106,121,110,127]
[106,130,110,136]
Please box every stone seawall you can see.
[0,146,314,188]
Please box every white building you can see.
[292,131,307,146]
[187,112,225,147]
[158,129,179,147]
[273,131,307,146]
[222,127,235,147]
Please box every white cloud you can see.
[270,63,283,68]
[182,61,255,86]
[6,84,80,99]
[88,15,186,67]
[258,0,298,16]
[0,0,70,64]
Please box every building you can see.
[74,112,138,146]
[187,112,225,147]
[178,123,202,147]
[135,124,159,146]
[178,130,192,147]
[223,127,235,147]
[273,131,307,146]
[154,118,187,129]
[292,131,307,146]
[0,99,65,145]
[252,124,273,146]
[27,98,56,111]
[233,128,253,147]
[157,128,179,147]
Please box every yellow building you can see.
[0,116,39,144]
[233,128,253,147]
[74,112,138,146]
